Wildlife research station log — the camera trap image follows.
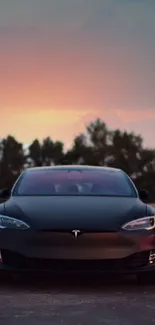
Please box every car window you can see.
[12,169,137,197]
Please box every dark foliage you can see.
[0,119,155,202]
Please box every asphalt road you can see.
[1,274,155,325]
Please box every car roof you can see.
[25,165,122,173]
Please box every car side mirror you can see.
[138,189,149,202]
[0,188,11,200]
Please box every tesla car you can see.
[0,165,155,284]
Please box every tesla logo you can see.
[72,229,80,238]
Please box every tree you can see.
[28,139,42,167]
[107,130,155,182]
[0,118,155,202]
[107,129,144,177]
[28,137,64,166]
[86,119,110,165]
[52,141,64,165]
[0,136,25,188]
[134,148,155,201]
[65,119,110,165]
[64,134,92,165]
[41,138,64,165]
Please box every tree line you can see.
[0,119,155,202]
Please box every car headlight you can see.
[0,215,30,230]
[122,216,155,231]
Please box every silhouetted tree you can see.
[41,137,64,165]
[107,129,144,177]
[0,119,155,202]
[64,134,93,165]
[28,137,64,166]
[0,136,25,188]
[28,139,42,167]
[65,119,110,165]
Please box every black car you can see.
[0,165,155,284]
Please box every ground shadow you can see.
[0,272,154,294]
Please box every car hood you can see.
[3,196,147,231]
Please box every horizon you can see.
[4,116,155,152]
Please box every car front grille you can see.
[1,250,150,272]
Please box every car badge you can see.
[72,229,81,238]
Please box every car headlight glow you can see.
[122,216,155,231]
[0,215,30,230]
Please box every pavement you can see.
[1,274,155,325]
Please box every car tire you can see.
[137,272,155,285]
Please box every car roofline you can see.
[24,165,122,173]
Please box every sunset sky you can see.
[1,0,155,149]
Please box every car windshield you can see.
[12,169,137,197]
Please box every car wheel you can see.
[137,272,155,285]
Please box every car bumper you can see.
[1,250,155,275]
[0,229,155,274]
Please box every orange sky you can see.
[1,0,155,149]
